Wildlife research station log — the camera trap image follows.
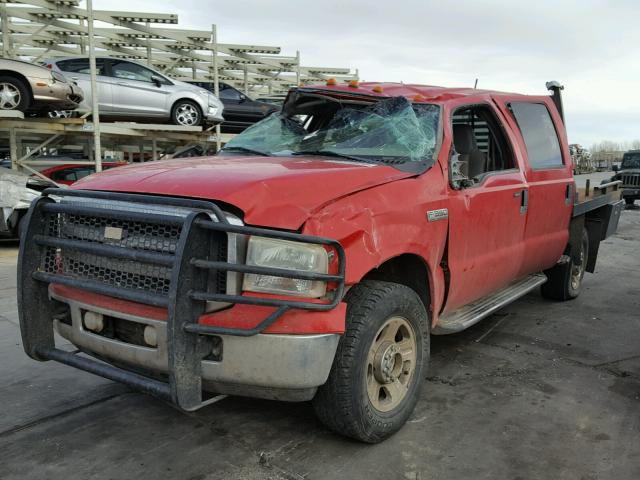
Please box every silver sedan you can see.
[45,56,224,126]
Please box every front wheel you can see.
[541,227,589,301]
[313,281,429,443]
[0,76,30,112]
[625,197,635,207]
[171,100,202,126]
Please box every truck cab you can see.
[614,150,640,206]
[18,81,623,443]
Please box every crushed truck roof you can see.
[300,81,533,103]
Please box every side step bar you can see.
[433,273,547,335]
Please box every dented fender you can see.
[302,169,449,327]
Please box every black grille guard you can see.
[18,188,345,410]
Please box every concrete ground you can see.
[0,208,639,480]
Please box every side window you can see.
[111,60,157,83]
[50,169,77,182]
[508,102,563,169]
[57,58,107,75]
[450,105,515,187]
[74,168,95,180]
[218,84,243,101]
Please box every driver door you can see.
[443,101,529,314]
[109,60,169,117]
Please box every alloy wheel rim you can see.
[570,243,587,290]
[176,104,199,125]
[366,316,417,412]
[0,83,21,110]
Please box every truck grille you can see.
[621,174,640,187]
[40,206,227,298]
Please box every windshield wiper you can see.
[222,146,272,156]
[292,150,372,163]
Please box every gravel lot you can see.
[0,207,638,480]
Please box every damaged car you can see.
[17,81,623,442]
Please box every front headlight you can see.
[242,237,328,298]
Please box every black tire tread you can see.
[541,228,588,301]
[313,280,428,443]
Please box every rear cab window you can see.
[508,102,564,169]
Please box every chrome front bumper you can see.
[52,292,340,401]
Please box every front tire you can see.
[541,228,589,301]
[0,76,30,112]
[171,100,202,126]
[625,197,635,207]
[313,281,429,443]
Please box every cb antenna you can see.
[474,78,478,89]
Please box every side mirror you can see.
[239,94,247,103]
[612,165,619,172]
[150,75,163,87]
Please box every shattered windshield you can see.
[221,95,440,173]
[621,153,640,169]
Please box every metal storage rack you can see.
[0,1,358,95]
[0,1,358,173]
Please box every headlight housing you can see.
[242,237,329,298]
[51,71,68,83]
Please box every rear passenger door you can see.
[498,99,574,275]
[443,101,529,313]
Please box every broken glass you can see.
[222,96,440,173]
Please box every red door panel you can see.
[445,171,528,313]
[494,97,573,275]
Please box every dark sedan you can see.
[188,82,278,133]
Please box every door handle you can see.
[116,81,129,86]
[565,183,573,205]
[513,191,522,197]
[519,189,529,214]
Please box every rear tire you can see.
[0,75,30,112]
[313,280,429,443]
[541,228,589,301]
[625,198,635,207]
[171,100,202,126]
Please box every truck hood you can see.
[73,155,414,229]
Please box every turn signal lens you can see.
[372,85,384,93]
[326,78,337,86]
[413,94,426,102]
[348,79,359,88]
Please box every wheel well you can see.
[0,70,33,100]
[171,98,201,115]
[361,254,431,310]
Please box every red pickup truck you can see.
[18,81,623,443]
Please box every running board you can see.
[433,273,547,335]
